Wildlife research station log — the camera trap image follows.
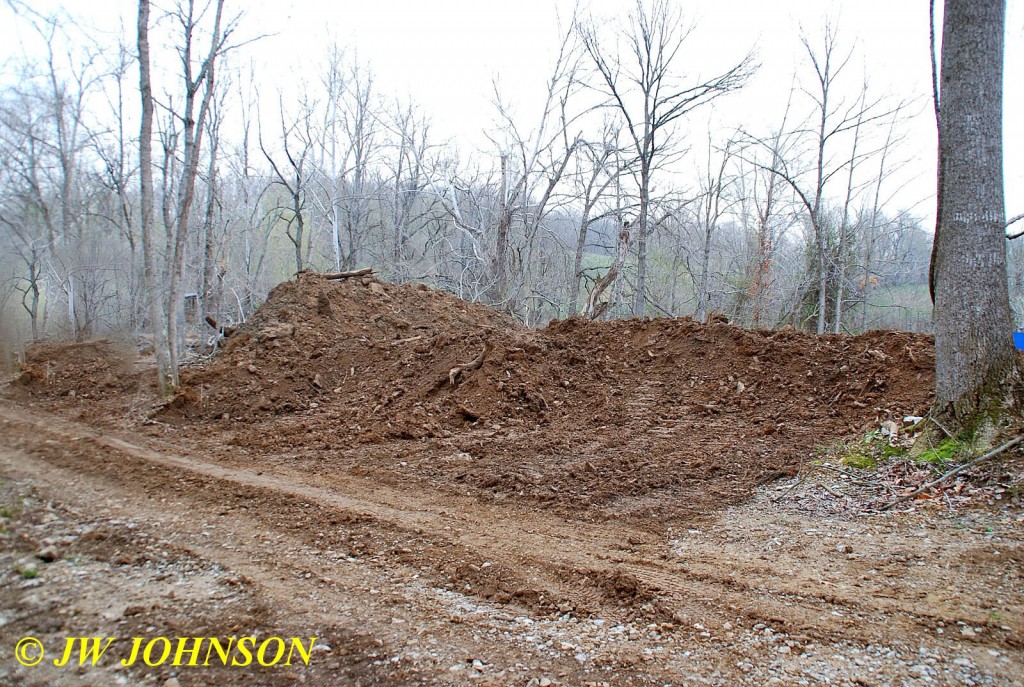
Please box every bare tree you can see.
[690,138,737,322]
[579,0,752,316]
[138,0,173,393]
[261,93,317,273]
[566,122,624,315]
[734,135,796,328]
[382,99,433,282]
[487,21,584,309]
[749,22,898,334]
[163,0,235,384]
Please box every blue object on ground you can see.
[1014,332,1024,350]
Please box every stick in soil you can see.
[448,342,493,387]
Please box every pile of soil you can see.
[10,340,143,403]
[167,272,936,519]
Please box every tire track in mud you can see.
[1,401,1019,667]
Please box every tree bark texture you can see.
[933,0,1018,425]
[138,0,173,395]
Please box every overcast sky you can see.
[2,0,1022,225]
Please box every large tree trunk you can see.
[932,0,1019,427]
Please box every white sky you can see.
[2,0,1022,226]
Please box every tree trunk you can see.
[833,104,864,334]
[932,0,1019,427]
[568,205,591,317]
[201,131,219,330]
[138,0,173,395]
[493,153,511,305]
[695,222,713,323]
[634,167,650,317]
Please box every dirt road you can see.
[1,398,1021,687]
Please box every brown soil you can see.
[4,272,1021,687]
[168,272,936,520]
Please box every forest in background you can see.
[2,0,1022,369]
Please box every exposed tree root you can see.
[448,342,493,387]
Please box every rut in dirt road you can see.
[2,400,1021,687]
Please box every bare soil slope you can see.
[168,272,935,519]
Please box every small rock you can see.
[163,679,181,687]
[836,544,854,554]
[539,679,553,687]
[36,546,59,563]
[777,645,791,654]
[960,626,976,638]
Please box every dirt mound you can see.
[178,272,519,420]
[166,272,935,520]
[9,340,142,402]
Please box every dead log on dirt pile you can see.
[448,342,493,386]
[322,267,374,280]
[204,316,236,338]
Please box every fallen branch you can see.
[323,267,374,280]
[881,434,1024,511]
[816,482,844,498]
[771,473,807,503]
[448,342,493,386]
[815,463,896,490]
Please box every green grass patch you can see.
[16,567,38,580]
[914,437,971,465]
[833,430,907,470]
